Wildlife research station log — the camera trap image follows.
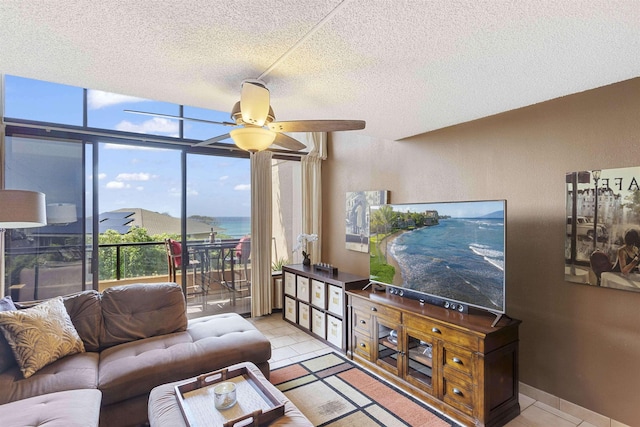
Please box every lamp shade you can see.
[230,127,276,152]
[46,203,77,225]
[0,190,47,228]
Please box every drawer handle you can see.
[359,320,366,324]
[431,327,441,334]
[452,357,462,364]
[453,388,463,396]
[370,307,378,312]
[359,342,366,348]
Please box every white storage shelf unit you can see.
[282,264,369,352]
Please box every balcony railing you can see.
[5,239,247,302]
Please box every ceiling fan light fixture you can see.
[230,127,276,152]
[240,80,270,126]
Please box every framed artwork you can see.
[566,166,640,292]
[346,190,388,252]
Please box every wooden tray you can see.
[175,366,285,427]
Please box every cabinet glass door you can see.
[406,331,434,390]
[376,319,400,374]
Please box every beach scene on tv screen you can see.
[369,200,505,312]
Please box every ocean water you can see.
[389,218,505,311]
[213,217,251,238]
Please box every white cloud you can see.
[136,186,144,191]
[234,184,251,191]
[219,176,229,181]
[115,118,179,137]
[106,181,129,189]
[87,90,149,110]
[116,172,153,182]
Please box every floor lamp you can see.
[0,190,47,299]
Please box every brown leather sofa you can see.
[0,282,272,426]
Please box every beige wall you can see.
[323,77,640,424]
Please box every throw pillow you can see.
[0,296,85,378]
[0,296,17,373]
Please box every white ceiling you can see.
[1,0,639,142]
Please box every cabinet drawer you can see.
[443,344,474,378]
[326,315,343,348]
[298,302,310,329]
[351,298,401,323]
[284,272,296,296]
[297,276,310,302]
[284,296,296,323]
[353,309,372,335]
[311,279,326,309]
[327,285,344,316]
[443,374,474,416]
[312,308,326,339]
[405,314,478,351]
[353,332,372,360]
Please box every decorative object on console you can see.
[313,263,338,275]
[566,166,640,292]
[0,190,47,298]
[294,233,318,266]
[346,190,388,253]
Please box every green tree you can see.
[98,227,177,281]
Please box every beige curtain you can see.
[250,150,273,317]
[301,132,327,264]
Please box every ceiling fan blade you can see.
[268,120,366,133]
[240,80,270,126]
[192,133,231,147]
[272,133,307,151]
[125,110,235,126]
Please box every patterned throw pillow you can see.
[0,296,85,378]
[0,296,17,373]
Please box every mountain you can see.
[479,210,504,219]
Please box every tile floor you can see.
[248,313,629,427]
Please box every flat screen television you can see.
[369,200,506,315]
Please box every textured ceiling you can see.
[1,0,639,142]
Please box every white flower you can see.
[294,233,318,252]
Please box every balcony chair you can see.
[234,236,251,294]
[164,238,207,303]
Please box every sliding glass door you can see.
[3,136,86,301]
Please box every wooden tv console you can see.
[347,289,521,427]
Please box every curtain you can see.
[250,150,273,317]
[301,132,327,264]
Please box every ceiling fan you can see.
[126,79,366,153]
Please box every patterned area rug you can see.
[271,353,461,427]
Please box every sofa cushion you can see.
[98,313,271,406]
[100,283,187,349]
[0,296,17,374]
[0,388,102,427]
[0,296,85,378]
[62,290,103,352]
[0,351,99,405]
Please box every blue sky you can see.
[5,75,251,218]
